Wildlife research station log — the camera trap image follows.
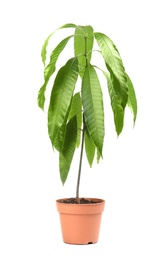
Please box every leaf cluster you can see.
[37,23,137,184]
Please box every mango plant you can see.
[37,23,137,199]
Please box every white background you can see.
[0,0,165,259]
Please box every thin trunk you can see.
[76,118,85,202]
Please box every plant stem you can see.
[76,36,88,203]
[76,117,85,201]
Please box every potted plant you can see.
[37,23,137,244]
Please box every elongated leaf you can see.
[74,26,94,77]
[54,121,66,152]
[82,64,104,156]
[85,131,95,167]
[48,58,78,147]
[104,71,124,135]
[53,104,72,152]
[41,23,77,66]
[93,65,125,135]
[94,32,128,108]
[68,92,82,147]
[41,32,55,66]
[126,73,137,124]
[59,116,77,184]
[38,36,73,110]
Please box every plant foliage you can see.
[37,23,137,185]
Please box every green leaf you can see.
[59,116,77,184]
[53,106,71,152]
[68,92,82,147]
[41,23,77,67]
[82,64,104,156]
[38,36,73,110]
[97,149,101,163]
[48,58,78,148]
[59,23,77,29]
[54,122,66,152]
[96,148,101,163]
[41,32,55,66]
[74,25,94,77]
[84,131,95,167]
[103,71,124,135]
[126,73,137,124]
[94,32,128,108]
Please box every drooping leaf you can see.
[48,58,78,148]
[54,121,66,152]
[84,131,95,167]
[126,73,137,124]
[94,32,128,108]
[53,104,72,152]
[68,92,82,147]
[59,23,77,29]
[38,36,73,110]
[103,71,124,135]
[41,23,77,66]
[74,26,94,77]
[59,116,77,184]
[82,64,104,156]
[41,32,55,66]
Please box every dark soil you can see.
[58,198,98,204]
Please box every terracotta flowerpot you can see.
[56,198,105,245]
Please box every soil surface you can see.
[58,198,98,204]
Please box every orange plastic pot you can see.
[56,198,105,245]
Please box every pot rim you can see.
[56,197,105,214]
[56,197,105,205]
